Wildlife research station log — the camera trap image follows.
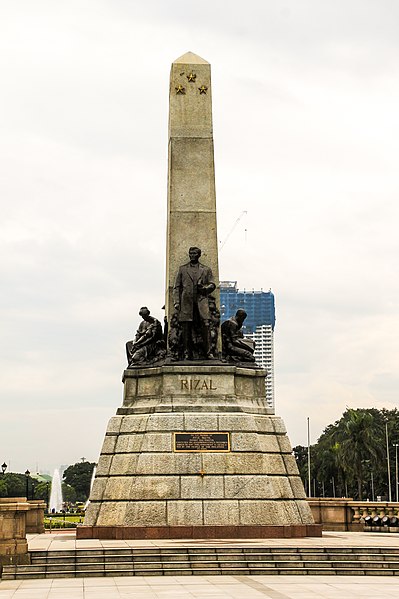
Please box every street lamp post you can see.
[307,417,311,498]
[386,423,392,502]
[1,462,7,475]
[25,469,30,500]
[394,444,399,503]
[371,471,375,502]
[46,481,50,512]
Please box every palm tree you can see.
[334,409,384,499]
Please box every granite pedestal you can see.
[80,365,320,539]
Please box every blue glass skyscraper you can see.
[220,281,276,408]
[219,282,275,334]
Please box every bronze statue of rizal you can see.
[173,247,216,360]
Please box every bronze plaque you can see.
[174,432,230,452]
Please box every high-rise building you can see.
[220,281,276,409]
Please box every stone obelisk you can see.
[165,52,219,326]
[80,53,320,540]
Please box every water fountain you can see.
[49,468,63,513]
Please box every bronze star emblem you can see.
[198,85,208,95]
[175,84,186,95]
[187,72,197,82]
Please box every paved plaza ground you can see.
[1,531,399,598]
[25,529,399,552]
[2,574,399,599]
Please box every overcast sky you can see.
[1,1,398,474]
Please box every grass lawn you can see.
[44,514,84,528]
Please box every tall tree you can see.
[294,408,395,499]
[333,409,384,499]
[63,461,96,502]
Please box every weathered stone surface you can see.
[109,454,138,476]
[271,417,287,434]
[259,434,282,453]
[89,478,107,501]
[136,453,202,475]
[296,499,314,522]
[140,433,172,452]
[147,414,185,431]
[204,500,240,525]
[180,476,224,499]
[201,453,265,475]
[115,433,144,453]
[169,138,215,212]
[100,436,117,454]
[84,501,100,526]
[224,475,274,500]
[97,502,127,526]
[235,375,259,399]
[230,432,261,452]
[261,454,287,475]
[230,432,280,453]
[120,415,150,433]
[218,414,257,432]
[104,477,133,501]
[125,501,167,526]
[238,499,276,525]
[106,417,123,434]
[137,374,163,398]
[128,476,180,500]
[267,477,295,499]
[239,500,301,526]
[184,414,218,431]
[96,455,112,476]
[283,454,300,474]
[290,477,307,498]
[254,416,275,433]
[277,435,294,453]
[167,500,203,526]
[224,475,293,500]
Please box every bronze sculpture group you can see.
[125,307,165,366]
[126,247,256,367]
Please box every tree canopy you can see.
[63,461,96,502]
[294,408,399,500]
[0,462,94,503]
[0,472,31,498]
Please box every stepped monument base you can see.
[79,52,321,540]
[79,365,321,539]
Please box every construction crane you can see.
[219,210,247,251]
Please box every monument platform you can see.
[79,52,320,540]
[80,365,320,539]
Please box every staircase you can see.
[3,546,399,578]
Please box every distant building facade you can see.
[220,281,276,409]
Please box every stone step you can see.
[4,560,399,579]
[27,556,399,568]
[27,555,399,566]
[4,565,399,580]
[29,549,399,560]
[4,547,399,579]
[28,547,399,557]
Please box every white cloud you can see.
[1,1,399,470]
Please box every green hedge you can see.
[44,520,77,529]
